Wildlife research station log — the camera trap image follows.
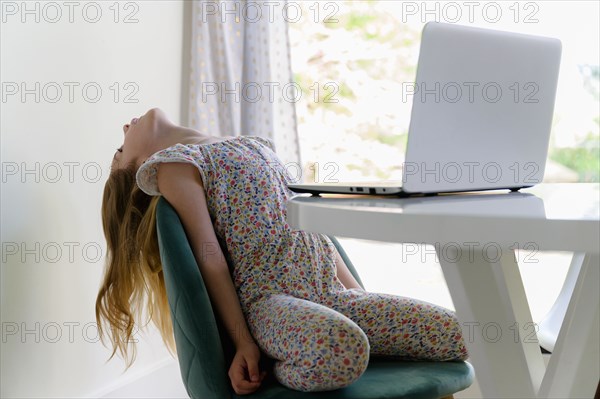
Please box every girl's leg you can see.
[243,293,370,392]
[325,289,469,361]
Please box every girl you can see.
[96,107,468,395]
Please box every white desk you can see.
[286,183,599,399]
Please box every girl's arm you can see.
[333,246,365,291]
[157,162,266,394]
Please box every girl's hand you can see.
[228,342,268,395]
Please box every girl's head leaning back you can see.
[97,108,208,368]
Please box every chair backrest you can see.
[155,197,365,398]
[156,197,232,398]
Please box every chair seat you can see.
[237,357,474,399]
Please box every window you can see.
[289,0,599,183]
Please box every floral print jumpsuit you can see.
[136,135,468,392]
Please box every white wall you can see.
[1,1,189,397]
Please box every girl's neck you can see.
[149,124,213,154]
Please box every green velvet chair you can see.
[155,197,474,399]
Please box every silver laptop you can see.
[287,22,562,196]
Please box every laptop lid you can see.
[402,22,562,193]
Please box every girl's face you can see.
[111,108,168,171]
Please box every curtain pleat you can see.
[189,0,301,166]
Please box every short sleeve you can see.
[135,144,206,196]
[248,136,276,153]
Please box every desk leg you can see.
[437,246,545,398]
[537,252,585,352]
[539,253,600,398]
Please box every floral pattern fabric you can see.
[136,136,468,392]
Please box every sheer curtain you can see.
[188,0,300,166]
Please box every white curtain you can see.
[188,0,300,166]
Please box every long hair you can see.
[96,162,176,368]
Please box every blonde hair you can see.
[96,162,176,368]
